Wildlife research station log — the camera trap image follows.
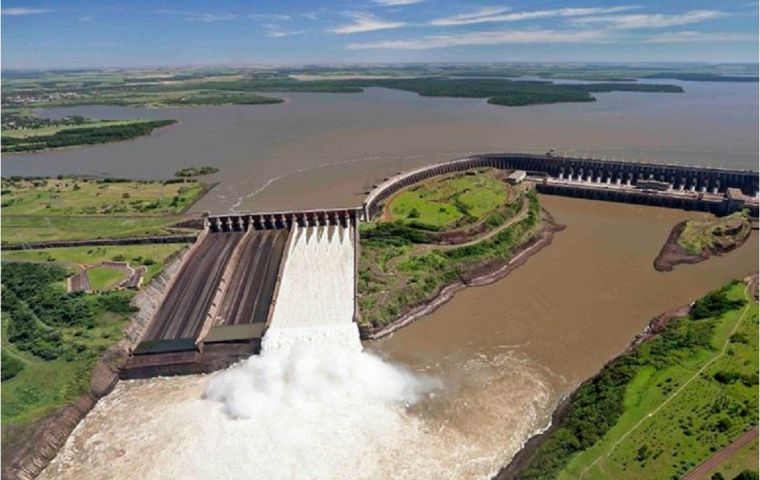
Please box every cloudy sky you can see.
[2,0,758,69]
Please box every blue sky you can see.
[2,0,758,69]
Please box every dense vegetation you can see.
[199,76,680,106]
[677,211,752,256]
[2,262,136,363]
[2,119,176,152]
[359,187,542,328]
[175,165,220,177]
[3,67,689,111]
[510,282,757,480]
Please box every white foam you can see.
[267,225,355,329]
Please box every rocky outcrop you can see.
[654,218,751,272]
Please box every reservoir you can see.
[11,80,757,479]
[3,80,757,214]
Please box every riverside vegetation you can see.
[3,67,688,113]
[1,176,207,243]
[358,169,543,330]
[2,118,176,153]
[0,176,201,460]
[507,281,758,480]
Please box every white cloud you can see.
[644,31,756,43]
[348,29,608,49]
[153,9,237,22]
[248,13,292,21]
[570,10,726,29]
[186,13,237,22]
[264,24,304,38]
[373,0,423,5]
[2,7,50,16]
[330,13,405,34]
[430,6,636,26]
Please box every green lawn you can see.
[388,170,509,229]
[556,283,758,480]
[86,266,126,291]
[1,215,191,243]
[1,243,187,282]
[1,177,205,216]
[359,189,541,328]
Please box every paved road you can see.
[215,229,288,326]
[144,232,243,341]
[682,426,758,480]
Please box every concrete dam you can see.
[122,153,757,378]
[122,208,359,378]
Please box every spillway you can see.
[213,229,289,327]
[142,231,243,343]
[263,224,359,351]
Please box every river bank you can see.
[494,274,758,480]
[654,215,753,272]
[360,208,564,340]
[1,253,186,480]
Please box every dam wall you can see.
[205,207,362,232]
[122,210,359,378]
[363,154,759,220]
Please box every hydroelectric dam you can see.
[121,153,758,378]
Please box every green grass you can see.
[1,177,206,216]
[678,211,752,256]
[534,282,759,480]
[2,119,177,153]
[699,438,758,480]
[1,177,206,244]
[1,215,191,243]
[359,188,541,328]
[1,263,137,451]
[2,119,152,138]
[86,266,126,291]
[1,244,187,282]
[388,170,509,229]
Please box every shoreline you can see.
[490,275,760,480]
[360,208,565,341]
[654,219,752,272]
[493,302,693,479]
[1,120,179,157]
[1,253,188,480]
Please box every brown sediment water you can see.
[37,196,757,480]
[14,78,759,480]
[3,81,757,214]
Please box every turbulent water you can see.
[40,224,552,480]
[30,81,759,479]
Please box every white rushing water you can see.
[39,224,553,480]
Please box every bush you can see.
[1,350,26,381]
[691,285,745,320]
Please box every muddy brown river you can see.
[10,80,757,479]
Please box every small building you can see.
[635,179,670,191]
[725,187,746,213]
[507,170,527,185]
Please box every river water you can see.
[15,81,759,479]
